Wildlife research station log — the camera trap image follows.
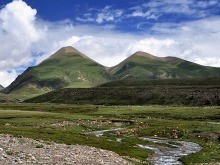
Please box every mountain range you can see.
[2,46,220,98]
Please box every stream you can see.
[138,137,202,165]
[87,128,202,165]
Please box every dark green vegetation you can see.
[99,77,220,87]
[2,47,220,99]
[0,104,219,164]
[1,47,109,98]
[27,77,220,106]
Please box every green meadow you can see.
[0,104,219,164]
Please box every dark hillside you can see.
[26,86,220,106]
[98,77,220,87]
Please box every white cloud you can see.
[0,0,43,86]
[130,0,220,19]
[0,1,40,70]
[96,7,123,23]
[196,0,219,8]
[0,70,17,87]
[194,58,220,67]
[128,38,179,56]
[76,6,123,24]
[0,0,220,87]
[0,0,39,41]
[130,10,160,20]
[151,17,220,60]
[76,17,95,23]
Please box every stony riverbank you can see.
[0,134,131,165]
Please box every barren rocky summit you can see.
[0,134,131,165]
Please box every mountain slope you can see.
[109,51,220,79]
[2,48,220,98]
[2,46,109,97]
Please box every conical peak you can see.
[57,46,81,54]
[132,51,179,62]
[49,46,86,59]
[132,51,159,60]
[42,46,101,65]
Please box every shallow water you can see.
[138,137,202,165]
[87,128,202,165]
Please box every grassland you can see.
[0,104,219,164]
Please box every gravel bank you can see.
[0,134,131,165]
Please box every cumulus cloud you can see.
[0,0,220,87]
[0,0,41,68]
[0,0,42,86]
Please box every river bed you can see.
[87,128,202,165]
[138,137,202,165]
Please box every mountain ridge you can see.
[2,46,220,98]
[131,51,179,62]
[108,50,220,80]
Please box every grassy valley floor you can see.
[0,104,219,164]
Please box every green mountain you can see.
[109,51,220,79]
[2,47,220,99]
[2,46,109,97]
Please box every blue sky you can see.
[0,0,220,86]
[1,0,219,32]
